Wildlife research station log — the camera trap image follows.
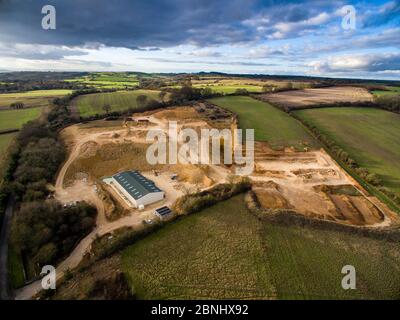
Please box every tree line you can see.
[375,94,400,113]
[5,102,97,281]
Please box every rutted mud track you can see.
[260,86,373,110]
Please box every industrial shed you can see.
[104,171,164,208]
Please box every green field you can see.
[66,72,139,89]
[295,107,400,195]
[195,84,262,94]
[75,90,162,117]
[0,89,72,109]
[262,223,400,299]
[208,96,317,150]
[122,195,275,299]
[0,107,42,132]
[165,84,263,94]
[0,132,16,154]
[372,86,400,97]
[121,195,400,300]
[0,132,17,177]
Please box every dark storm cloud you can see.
[0,0,259,48]
[364,54,400,72]
[0,0,398,64]
[0,0,356,49]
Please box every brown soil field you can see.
[65,142,160,182]
[260,86,373,110]
[249,142,397,227]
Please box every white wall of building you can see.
[104,177,164,208]
[136,192,164,207]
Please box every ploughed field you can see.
[74,89,162,117]
[0,89,72,109]
[294,107,400,196]
[260,86,373,110]
[208,96,317,150]
[122,195,400,300]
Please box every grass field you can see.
[208,96,317,150]
[294,107,400,195]
[122,195,275,299]
[0,107,42,132]
[197,84,262,94]
[121,195,400,300]
[0,89,72,109]
[66,72,139,89]
[372,86,400,97]
[75,90,162,117]
[262,223,400,299]
[0,132,17,179]
[164,84,263,94]
[0,132,16,154]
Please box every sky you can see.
[0,0,399,79]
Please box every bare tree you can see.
[102,103,111,114]
[10,101,25,109]
[136,94,148,108]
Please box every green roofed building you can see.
[104,170,164,208]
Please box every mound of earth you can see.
[175,164,214,187]
[79,141,98,158]
[252,181,292,210]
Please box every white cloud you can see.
[246,45,290,58]
[0,42,88,60]
[272,12,330,36]
[187,49,223,58]
[308,53,400,73]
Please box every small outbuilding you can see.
[154,206,172,220]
